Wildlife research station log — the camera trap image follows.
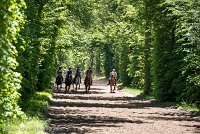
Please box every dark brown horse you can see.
[84,73,92,93]
[56,75,63,91]
[110,74,116,93]
[65,74,73,92]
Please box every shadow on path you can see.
[46,82,200,134]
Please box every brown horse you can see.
[56,75,63,92]
[110,74,116,93]
[65,74,73,92]
[73,74,81,91]
[84,73,92,93]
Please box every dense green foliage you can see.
[2,91,51,133]
[0,0,199,129]
[152,0,200,102]
[0,0,26,124]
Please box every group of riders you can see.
[55,66,93,91]
[55,66,117,92]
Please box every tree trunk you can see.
[144,24,151,94]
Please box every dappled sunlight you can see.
[46,80,200,134]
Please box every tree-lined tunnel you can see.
[0,0,199,133]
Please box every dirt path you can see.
[46,79,200,134]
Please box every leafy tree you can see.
[152,0,200,102]
[174,0,200,102]
[0,0,26,124]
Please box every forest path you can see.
[45,79,200,134]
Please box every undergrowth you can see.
[1,90,52,134]
[119,84,199,113]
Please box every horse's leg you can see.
[110,85,112,93]
[88,84,90,93]
[112,83,114,93]
[78,81,80,89]
[113,85,116,93]
[69,84,71,91]
[86,84,89,93]
[59,84,62,92]
[87,84,89,93]
[85,85,87,93]
[58,85,60,92]
[65,85,67,91]
[66,85,69,92]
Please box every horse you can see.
[55,75,63,92]
[84,73,92,93]
[110,74,116,93]
[65,74,73,92]
[73,73,81,91]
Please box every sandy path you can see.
[45,79,200,134]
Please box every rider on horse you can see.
[84,67,92,85]
[74,67,81,83]
[65,67,73,92]
[107,69,117,85]
[65,68,72,84]
[56,66,63,90]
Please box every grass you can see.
[178,102,200,113]
[123,86,143,95]
[120,85,154,99]
[20,91,52,117]
[118,83,144,96]
[119,84,199,113]
[1,90,52,134]
[2,117,47,134]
